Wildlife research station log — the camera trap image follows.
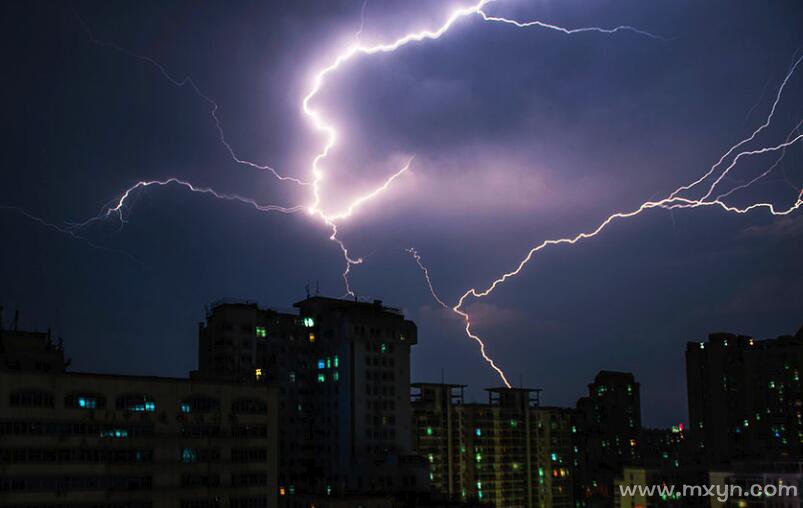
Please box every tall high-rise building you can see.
[685,326,803,465]
[574,371,641,506]
[196,296,424,503]
[411,383,574,508]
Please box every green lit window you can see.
[380,343,387,353]
[333,371,339,381]
[426,427,433,436]
[551,452,558,461]
[317,373,325,383]
[256,326,267,337]
[475,452,482,462]
[510,419,518,428]
[303,317,315,328]
[333,356,339,368]
[326,358,332,369]
[475,428,481,437]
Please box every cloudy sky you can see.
[1,0,801,426]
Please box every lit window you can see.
[475,453,482,462]
[180,403,191,413]
[426,427,433,436]
[475,428,481,437]
[551,452,558,461]
[510,419,517,428]
[380,343,387,353]
[308,332,316,343]
[78,397,97,409]
[279,487,286,496]
[289,371,296,383]
[255,368,263,380]
[102,429,128,439]
[317,373,325,383]
[333,356,339,368]
[303,317,315,328]
[182,448,198,463]
[333,371,339,381]
[318,359,326,369]
[256,326,267,337]
[428,453,434,463]
[326,358,332,369]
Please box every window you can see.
[232,398,268,414]
[182,448,198,464]
[10,389,54,408]
[317,359,326,369]
[116,394,156,412]
[255,368,263,381]
[308,332,316,343]
[180,396,220,414]
[317,373,325,383]
[255,326,267,338]
[303,317,315,328]
[65,392,106,409]
[333,371,339,381]
[333,356,339,368]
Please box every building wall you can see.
[0,370,277,508]
[197,297,423,502]
[686,329,803,465]
[411,385,574,508]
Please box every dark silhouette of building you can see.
[574,371,641,507]
[411,383,574,508]
[195,296,425,505]
[685,326,803,465]
[0,321,278,508]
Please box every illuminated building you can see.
[573,371,641,506]
[685,326,803,465]
[197,296,424,504]
[0,325,278,508]
[411,383,574,508]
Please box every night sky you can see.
[1,0,801,427]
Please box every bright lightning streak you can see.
[300,0,663,299]
[447,51,803,387]
[477,10,668,40]
[406,247,512,387]
[406,248,449,309]
[72,178,304,231]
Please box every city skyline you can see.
[1,0,802,428]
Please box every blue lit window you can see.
[116,394,156,413]
[180,403,191,413]
[78,397,96,408]
[102,428,128,439]
[318,359,326,369]
[475,428,482,437]
[182,448,198,463]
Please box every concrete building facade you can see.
[411,383,574,508]
[1,327,278,508]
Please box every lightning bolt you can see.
[74,10,308,186]
[13,1,793,390]
[440,57,803,387]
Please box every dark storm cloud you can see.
[1,0,801,425]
